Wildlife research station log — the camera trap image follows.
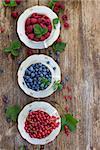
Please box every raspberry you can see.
[40,36,45,41]
[55,2,61,8]
[53,6,59,13]
[31,13,38,18]
[60,3,65,10]
[48,25,52,32]
[28,33,34,40]
[44,32,50,39]
[16,0,21,5]
[64,22,70,29]
[40,23,47,28]
[62,15,68,21]
[56,37,62,43]
[25,18,31,26]
[5,0,10,4]
[26,25,33,34]
[11,11,19,19]
[30,18,37,24]
[26,49,33,56]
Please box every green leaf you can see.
[6,104,21,122]
[33,24,48,38]
[53,18,59,29]
[19,146,26,150]
[2,0,17,7]
[10,40,21,50]
[53,81,63,91]
[61,114,78,132]
[3,47,11,53]
[11,49,20,57]
[34,24,43,35]
[53,42,66,52]
[40,77,50,86]
[58,84,63,90]
[48,1,54,9]
[52,0,58,2]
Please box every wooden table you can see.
[0,0,100,150]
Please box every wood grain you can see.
[0,0,100,150]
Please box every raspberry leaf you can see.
[61,114,78,132]
[48,1,54,9]
[52,0,58,2]
[53,42,66,52]
[40,77,50,86]
[11,49,20,57]
[53,18,59,29]
[4,47,11,53]
[2,0,17,7]
[19,146,26,150]
[5,104,21,122]
[11,40,21,50]
[53,81,63,91]
[34,24,48,38]
[3,40,21,57]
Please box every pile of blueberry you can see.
[23,63,52,91]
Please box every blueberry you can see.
[56,51,60,56]
[32,64,35,68]
[28,66,34,72]
[36,68,38,71]
[24,75,30,80]
[32,85,35,89]
[35,72,38,75]
[46,68,50,72]
[28,78,33,83]
[33,77,37,81]
[39,63,42,67]
[40,84,44,88]
[39,67,43,71]
[38,71,41,75]
[43,72,46,75]
[33,81,37,84]
[53,67,56,70]
[47,61,50,64]
[31,73,35,78]
[38,81,41,85]
[40,73,43,77]
[45,75,49,78]
[43,68,46,72]
[26,83,31,88]
[25,69,31,75]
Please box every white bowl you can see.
[18,101,61,145]
[18,54,61,98]
[17,6,60,49]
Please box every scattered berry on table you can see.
[56,37,62,43]
[23,63,52,91]
[53,67,56,70]
[62,15,68,21]
[64,22,70,29]
[64,125,70,136]
[24,110,60,139]
[5,0,10,4]
[46,61,50,64]
[26,48,34,56]
[16,0,21,5]
[11,11,19,19]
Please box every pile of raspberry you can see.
[25,13,52,41]
[24,110,60,139]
